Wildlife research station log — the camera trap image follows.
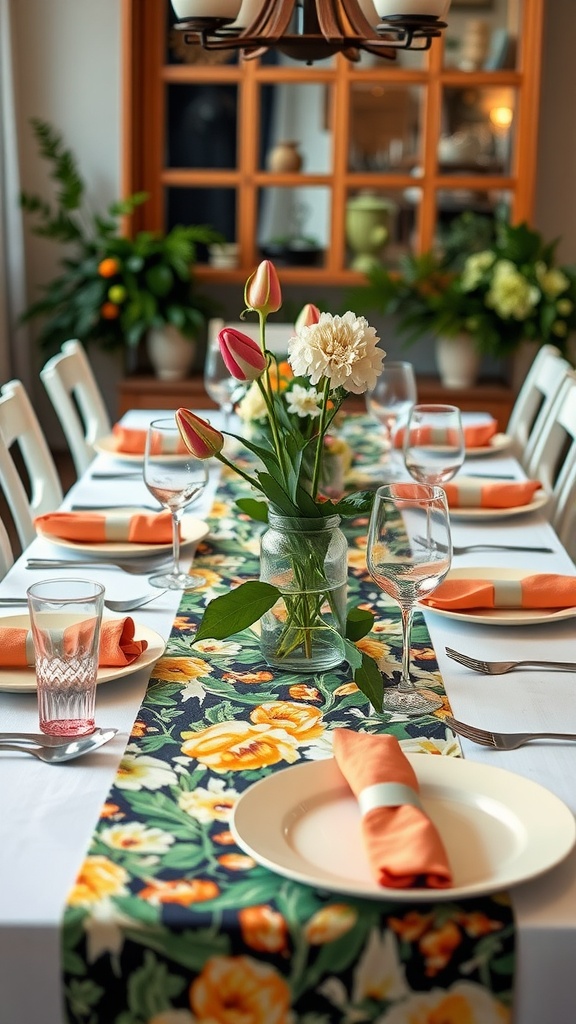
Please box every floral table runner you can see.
[62,421,515,1024]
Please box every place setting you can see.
[231,728,576,903]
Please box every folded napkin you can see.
[0,617,148,668]
[332,728,452,889]
[394,419,499,450]
[111,424,188,456]
[422,573,576,611]
[35,510,175,544]
[443,478,541,509]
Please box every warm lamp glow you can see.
[489,106,513,131]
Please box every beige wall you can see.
[10,0,575,438]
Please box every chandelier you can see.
[170,1,451,64]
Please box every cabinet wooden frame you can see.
[120,0,544,285]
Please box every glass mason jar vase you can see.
[259,512,348,673]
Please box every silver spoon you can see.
[0,728,118,763]
[0,591,169,613]
[26,557,172,575]
[0,727,116,747]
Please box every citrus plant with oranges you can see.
[20,119,222,353]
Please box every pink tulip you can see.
[295,303,321,332]
[244,259,282,315]
[219,327,267,381]
[176,408,224,459]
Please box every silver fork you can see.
[0,591,168,613]
[415,535,554,555]
[445,646,576,675]
[445,715,576,750]
[26,557,171,576]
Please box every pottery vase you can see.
[435,334,481,389]
[147,326,196,382]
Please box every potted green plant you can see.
[20,119,223,378]
[348,213,576,387]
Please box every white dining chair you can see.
[207,317,295,357]
[0,517,14,579]
[40,339,111,476]
[506,344,571,467]
[0,379,63,549]
[524,369,576,531]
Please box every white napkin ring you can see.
[358,782,423,815]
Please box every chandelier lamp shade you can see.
[170,0,451,63]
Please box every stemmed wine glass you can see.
[143,418,208,591]
[403,403,465,485]
[367,483,452,716]
[204,334,246,430]
[365,360,417,479]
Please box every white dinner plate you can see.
[465,432,512,457]
[449,490,549,521]
[36,515,210,559]
[231,755,575,901]
[0,614,166,693]
[94,435,188,463]
[420,566,576,626]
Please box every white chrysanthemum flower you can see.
[460,250,496,291]
[236,380,267,422]
[486,261,540,320]
[287,311,385,394]
[285,383,322,418]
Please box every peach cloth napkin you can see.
[443,478,541,509]
[0,617,148,668]
[422,574,576,611]
[394,419,499,449]
[112,424,188,455]
[332,728,452,889]
[35,510,175,544]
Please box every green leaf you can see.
[346,606,375,642]
[235,498,269,522]
[354,652,384,710]
[342,637,363,671]
[195,581,280,641]
[256,473,300,515]
[330,490,375,517]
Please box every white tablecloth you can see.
[1,409,575,1024]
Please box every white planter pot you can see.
[147,326,196,382]
[435,334,481,389]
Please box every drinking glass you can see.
[143,418,208,590]
[204,334,246,429]
[27,578,105,736]
[403,403,465,485]
[365,360,417,478]
[367,483,452,716]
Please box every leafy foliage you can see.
[348,212,576,356]
[20,118,223,353]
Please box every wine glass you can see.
[204,334,246,430]
[143,418,208,591]
[365,361,417,478]
[367,483,452,716]
[403,403,465,485]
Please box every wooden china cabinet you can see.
[118,0,544,419]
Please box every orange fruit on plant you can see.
[98,257,120,278]
[101,302,120,319]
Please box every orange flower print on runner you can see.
[190,956,291,1024]
[181,720,299,772]
[239,906,289,954]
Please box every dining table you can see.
[1,407,576,1024]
